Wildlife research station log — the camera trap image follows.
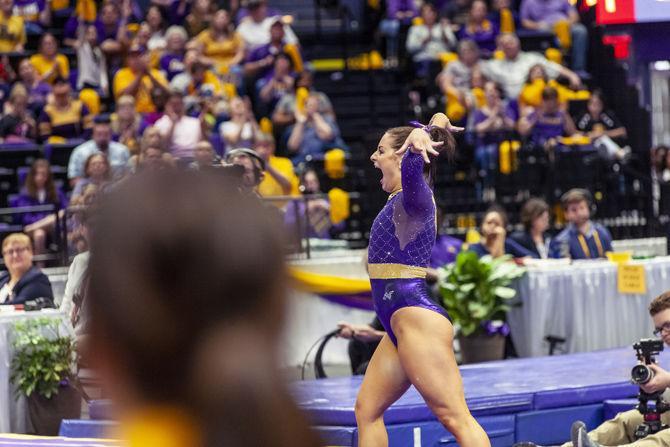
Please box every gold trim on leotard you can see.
[368,263,427,279]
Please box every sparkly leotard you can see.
[368,150,450,345]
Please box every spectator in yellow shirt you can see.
[0,0,26,52]
[255,131,299,199]
[30,33,69,85]
[190,9,244,76]
[113,45,169,114]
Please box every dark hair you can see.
[561,188,591,209]
[525,63,548,85]
[384,123,456,187]
[589,88,605,107]
[483,204,508,228]
[83,152,111,180]
[485,80,505,99]
[87,171,320,447]
[520,198,549,231]
[541,86,559,101]
[650,291,670,316]
[39,32,57,50]
[274,52,294,70]
[147,4,167,30]
[25,159,58,204]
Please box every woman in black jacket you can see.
[510,198,551,259]
[0,233,53,305]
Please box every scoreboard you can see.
[596,0,670,25]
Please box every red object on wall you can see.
[596,0,636,24]
[602,34,632,59]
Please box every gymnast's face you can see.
[370,132,402,194]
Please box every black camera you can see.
[631,339,664,385]
[631,338,670,439]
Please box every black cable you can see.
[301,334,329,380]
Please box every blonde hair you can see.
[2,233,32,252]
[9,83,28,102]
[117,95,136,108]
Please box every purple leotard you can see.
[368,149,450,345]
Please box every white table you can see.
[508,257,670,357]
[0,309,71,433]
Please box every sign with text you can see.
[617,264,647,294]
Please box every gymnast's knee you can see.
[354,397,383,424]
[432,404,474,434]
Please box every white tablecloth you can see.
[0,309,71,433]
[508,257,670,357]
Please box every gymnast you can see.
[355,112,491,446]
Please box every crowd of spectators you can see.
[0,0,354,259]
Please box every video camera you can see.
[631,338,670,439]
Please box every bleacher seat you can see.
[0,143,43,170]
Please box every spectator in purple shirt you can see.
[243,18,301,81]
[159,25,188,80]
[470,81,516,200]
[379,0,418,66]
[14,159,68,258]
[518,86,577,148]
[520,0,588,72]
[458,0,498,56]
[16,59,51,117]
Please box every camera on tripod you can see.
[632,339,664,385]
[630,338,670,439]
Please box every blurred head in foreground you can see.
[87,171,320,447]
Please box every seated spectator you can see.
[154,90,205,161]
[0,84,36,142]
[575,89,630,161]
[12,0,49,35]
[442,0,472,27]
[285,169,343,239]
[488,0,519,33]
[406,3,457,78]
[469,206,534,258]
[272,70,334,136]
[437,39,482,122]
[188,140,219,170]
[159,25,188,81]
[111,95,141,155]
[16,59,51,116]
[0,233,53,305]
[244,16,303,81]
[471,81,516,200]
[71,152,111,201]
[191,9,244,77]
[145,5,168,51]
[287,94,346,165]
[220,96,259,150]
[482,33,580,99]
[236,0,298,51]
[64,2,125,61]
[378,0,417,66]
[510,197,551,259]
[184,0,212,37]
[30,33,69,85]
[549,188,612,259]
[0,0,26,52]
[129,143,175,173]
[257,52,295,117]
[140,87,168,130]
[225,148,265,196]
[337,317,385,375]
[518,86,577,148]
[38,77,93,143]
[255,131,298,198]
[59,210,92,333]
[16,159,67,258]
[113,44,170,114]
[179,60,225,114]
[68,116,131,186]
[75,24,109,97]
[518,63,570,111]
[458,0,498,56]
[520,0,588,73]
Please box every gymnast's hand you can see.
[640,363,670,394]
[395,128,443,164]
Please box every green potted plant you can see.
[11,317,81,435]
[438,251,526,364]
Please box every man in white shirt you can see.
[68,115,130,186]
[236,0,298,50]
[481,33,581,99]
[154,90,204,161]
